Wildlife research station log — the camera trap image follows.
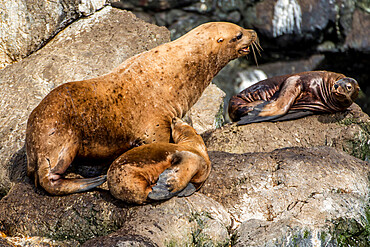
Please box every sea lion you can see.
[26,22,258,195]
[228,71,359,125]
[107,117,211,204]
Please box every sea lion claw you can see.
[177,183,196,197]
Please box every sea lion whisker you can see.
[255,37,263,51]
[250,43,259,66]
[252,41,261,57]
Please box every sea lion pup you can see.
[228,71,359,125]
[26,22,257,195]
[107,117,211,204]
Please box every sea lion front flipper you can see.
[148,169,181,200]
[148,151,205,201]
[237,75,303,125]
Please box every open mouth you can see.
[238,46,250,54]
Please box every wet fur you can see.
[228,71,359,124]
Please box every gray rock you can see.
[0,182,128,244]
[243,0,355,47]
[184,83,226,134]
[203,103,370,161]
[0,6,170,195]
[0,0,110,69]
[2,236,79,247]
[201,146,370,246]
[83,194,231,247]
[344,8,370,52]
[0,182,231,246]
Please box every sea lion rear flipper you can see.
[270,110,314,122]
[177,183,196,197]
[237,75,304,125]
[237,101,282,125]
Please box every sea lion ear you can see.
[217,38,224,43]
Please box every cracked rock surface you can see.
[201,147,370,246]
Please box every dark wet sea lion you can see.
[228,71,359,125]
[26,22,257,195]
[107,117,211,204]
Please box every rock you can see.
[0,182,231,246]
[112,0,198,11]
[0,182,128,244]
[344,8,370,52]
[243,0,355,48]
[2,235,79,247]
[83,193,231,246]
[255,54,325,78]
[201,146,370,246]
[0,0,110,69]
[183,83,226,134]
[203,103,370,161]
[0,6,171,196]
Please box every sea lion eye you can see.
[217,38,224,43]
[236,33,243,40]
[346,84,352,91]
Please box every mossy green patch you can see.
[339,118,370,161]
[215,101,225,129]
[188,211,230,247]
[331,206,370,246]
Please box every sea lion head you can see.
[210,22,258,60]
[184,22,259,61]
[332,77,360,104]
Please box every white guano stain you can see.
[272,0,302,37]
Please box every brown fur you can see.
[26,22,257,195]
[107,118,210,204]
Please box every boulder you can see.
[1,145,369,246]
[82,193,231,247]
[183,83,226,134]
[201,147,370,246]
[0,0,110,69]
[203,103,370,161]
[0,6,171,196]
[344,8,370,52]
[0,182,231,246]
[243,0,356,49]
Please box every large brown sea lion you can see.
[26,22,258,196]
[228,71,359,125]
[107,117,211,204]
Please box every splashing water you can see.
[272,0,302,37]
